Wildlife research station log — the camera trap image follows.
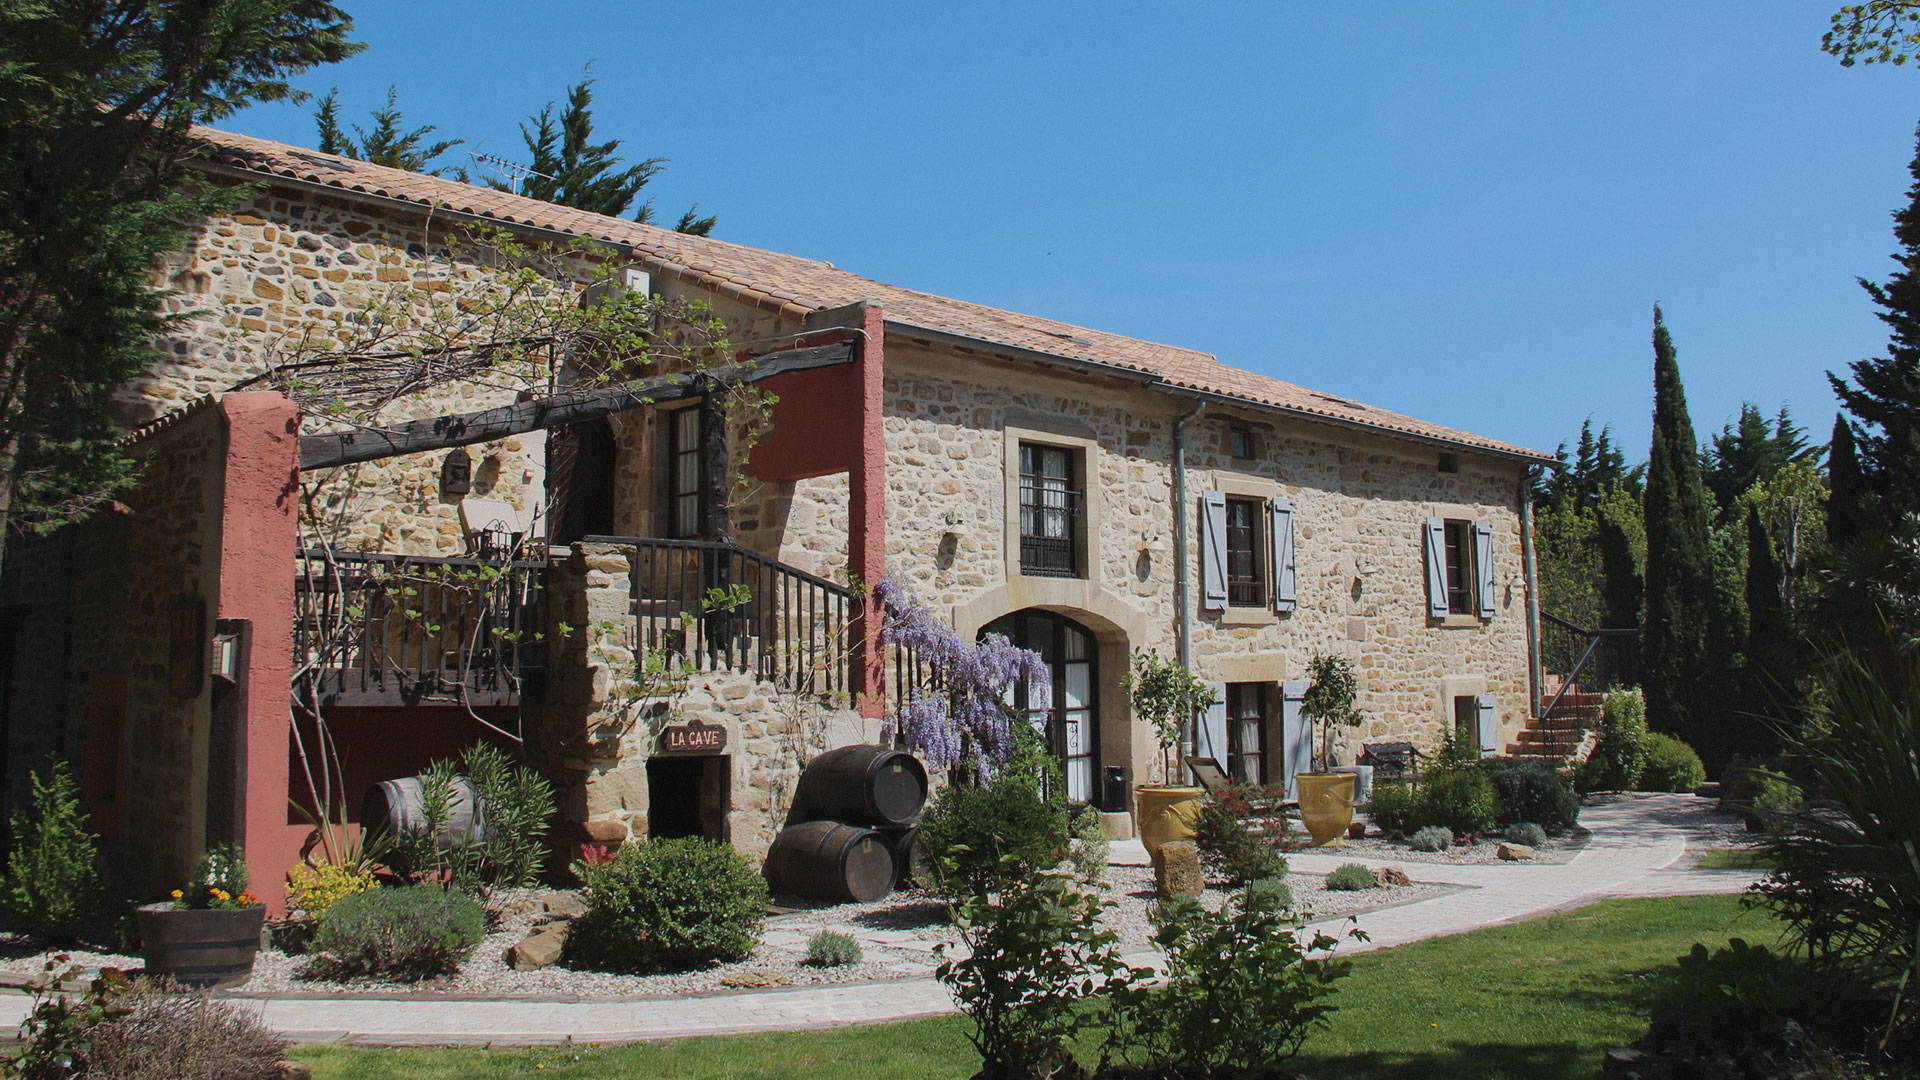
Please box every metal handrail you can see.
[1538,611,1639,720]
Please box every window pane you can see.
[1062,661,1091,709]
[1067,756,1093,803]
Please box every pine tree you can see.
[1827,414,1869,548]
[1642,307,1723,757]
[311,86,461,175]
[492,73,715,235]
[1831,120,1920,530]
[0,2,360,560]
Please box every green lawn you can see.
[1694,846,1778,870]
[293,894,1779,1080]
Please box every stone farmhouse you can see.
[0,126,1571,912]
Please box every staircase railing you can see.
[1539,611,1639,720]
[587,536,854,699]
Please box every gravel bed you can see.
[1581,791,1756,864]
[0,868,1452,1000]
[1335,828,1589,865]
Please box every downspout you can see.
[1171,400,1206,770]
[1521,468,1542,719]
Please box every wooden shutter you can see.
[1423,517,1449,618]
[1196,681,1229,773]
[1280,679,1311,800]
[1474,520,1496,619]
[1200,491,1228,611]
[1269,497,1296,612]
[1476,693,1499,758]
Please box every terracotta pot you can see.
[136,903,265,989]
[1134,786,1205,856]
[1296,772,1357,848]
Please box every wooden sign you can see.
[659,718,727,755]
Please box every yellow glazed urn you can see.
[1134,785,1205,857]
[1296,772,1358,847]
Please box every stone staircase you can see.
[1506,680,1605,767]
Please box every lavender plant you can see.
[874,578,1048,778]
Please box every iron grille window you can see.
[1225,497,1263,607]
[1443,519,1475,615]
[1229,426,1258,460]
[667,408,702,539]
[1019,443,1082,577]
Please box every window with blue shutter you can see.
[1279,679,1311,800]
[1423,518,1449,618]
[1200,491,1228,611]
[1269,497,1296,612]
[1474,521,1496,619]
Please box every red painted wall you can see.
[286,706,520,830]
[215,393,301,915]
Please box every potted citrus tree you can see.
[1123,650,1217,855]
[1297,653,1368,846]
[136,843,267,989]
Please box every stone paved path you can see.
[0,794,1760,1046]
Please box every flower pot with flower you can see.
[136,844,265,989]
[1296,653,1369,847]
[1122,650,1217,856]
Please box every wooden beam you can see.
[298,342,854,471]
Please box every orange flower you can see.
[169,889,183,899]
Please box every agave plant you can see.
[1752,652,1920,1052]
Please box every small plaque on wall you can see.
[658,718,727,755]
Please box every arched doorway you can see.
[983,610,1099,805]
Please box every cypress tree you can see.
[1642,307,1721,756]
[1739,503,1793,751]
[1830,120,1920,529]
[1827,414,1869,549]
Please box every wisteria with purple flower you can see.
[873,577,1049,779]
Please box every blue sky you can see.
[224,2,1920,461]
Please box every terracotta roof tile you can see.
[188,126,1550,462]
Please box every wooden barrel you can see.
[765,821,897,902]
[796,745,928,826]
[136,904,266,989]
[360,775,488,849]
[878,825,926,888]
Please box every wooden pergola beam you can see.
[298,341,854,471]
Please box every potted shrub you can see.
[136,844,266,989]
[1296,653,1368,846]
[1123,650,1217,855]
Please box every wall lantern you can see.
[440,448,473,495]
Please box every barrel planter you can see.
[1296,772,1358,847]
[796,745,929,827]
[765,820,897,902]
[878,825,926,888]
[1134,785,1204,857]
[360,774,488,849]
[136,904,266,989]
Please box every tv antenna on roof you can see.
[469,152,558,185]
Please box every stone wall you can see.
[529,544,873,860]
[878,339,1537,781]
[0,402,227,893]
[144,184,590,556]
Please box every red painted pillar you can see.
[848,305,888,718]
[216,393,301,915]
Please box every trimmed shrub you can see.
[1638,732,1707,793]
[286,862,375,924]
[1190,781,1289,886]
[1411,768,1498,835]
[806,930,862,967]
[314,885,484,981]
[566,837,768,974]
[83,979,291,1080]
[1585,687,1650,791]
[1409,825,1453,852]
[1,761,101,944]
[1503,822,1548,848]
[917,733,1070,899]
[1323,863,1375,891]
[1750,774,1803,835]
[1363,780,1416,832]
[1481,757,1580,835]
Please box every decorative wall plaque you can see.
[658,718,727,755]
